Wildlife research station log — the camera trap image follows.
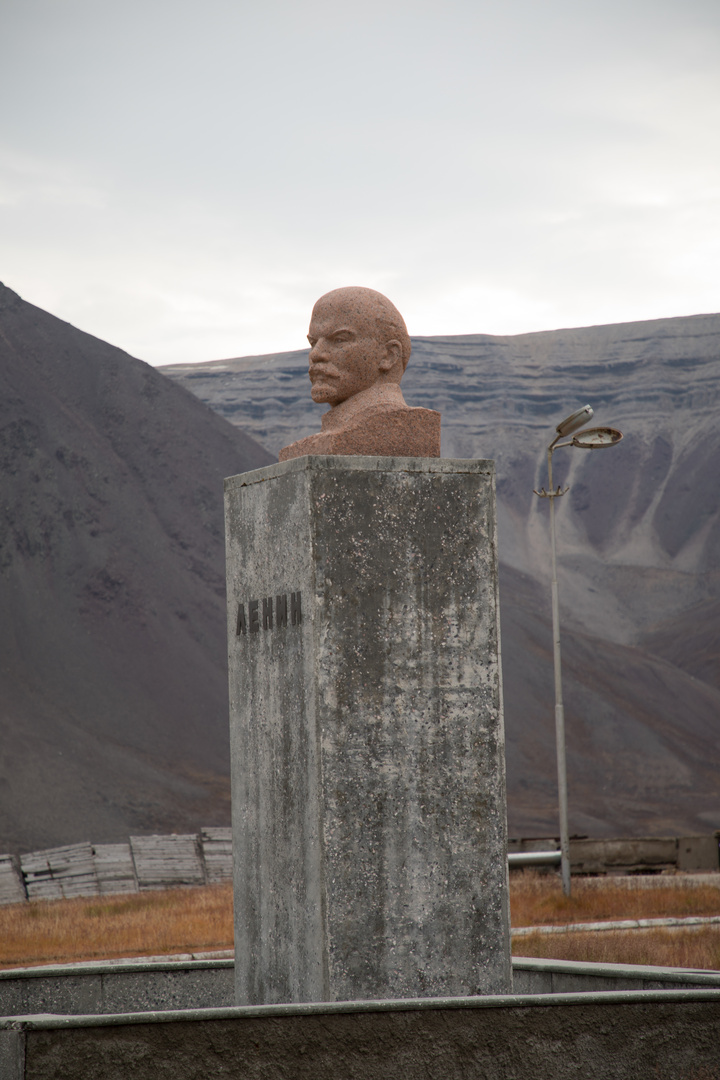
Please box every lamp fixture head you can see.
[556,405,594,438]
[571,426,623,449]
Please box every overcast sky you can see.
[2,0,719,365]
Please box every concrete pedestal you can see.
[225,456,510,1005]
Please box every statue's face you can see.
[307,298,390,407]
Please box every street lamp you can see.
[534,406,623,896]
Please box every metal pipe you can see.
[507,851,562,867]
[548,445,572,897]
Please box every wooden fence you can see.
[0,828,233,905]
[3,831,717,906]
[508,833,720,875]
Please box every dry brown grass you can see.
[0,883,233,970]
[2,872,720,972]
[512,926,720,969]
[510,871,720,969]
[510,871,720,927]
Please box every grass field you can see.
[1,873,719,971]
[510,870,720,926]
[511,925,720,968]
[510,870,720,969]
[0,883,234,970]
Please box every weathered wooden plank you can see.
[200,827,233,883]
[0,855,26,905]
[20,851,56,899]
[94,843,138,894]
[569,837,679,875]
[20,842,99,899]
[130,834,206,889]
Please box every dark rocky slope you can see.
[0,283,274,854]
[162,314,720,838]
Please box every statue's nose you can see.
[309,339,329,361]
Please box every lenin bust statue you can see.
[279,286,440,461]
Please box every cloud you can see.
[1,0,719,363]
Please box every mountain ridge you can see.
[1,282,717,848]
[0,282,274,854]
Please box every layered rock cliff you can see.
[162,314,720,837]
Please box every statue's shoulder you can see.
[279,406,440,461]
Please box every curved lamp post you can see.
[534,406,623,895]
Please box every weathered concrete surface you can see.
[225,455,510,1004]
[0,959,234,1017]
[3,993,720,1079]
[0,1028,24,1080]
[2,956,719,1017]
[512,957,720,995]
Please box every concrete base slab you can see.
[0,958,234,1017]
[2,991,720,1079]
[3,955,720,1018]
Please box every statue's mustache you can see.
[309,362,340,383]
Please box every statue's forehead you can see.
[309,297,377,333]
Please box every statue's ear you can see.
[379,339,402,373]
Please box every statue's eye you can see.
[333,332,352,343]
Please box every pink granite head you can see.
[307,286,412,407]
